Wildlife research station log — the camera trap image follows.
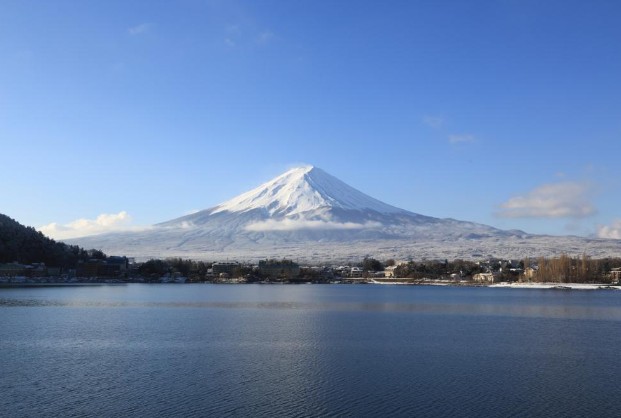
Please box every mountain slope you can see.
[70,166,621,261]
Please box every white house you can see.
[384,265,398,278]
[472,272,495,283]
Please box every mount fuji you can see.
[71,166,620,262]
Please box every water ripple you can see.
[2,297,621,321]
[2,286,621,417]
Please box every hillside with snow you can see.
[70,166,621,262]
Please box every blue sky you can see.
[1,0,620,240]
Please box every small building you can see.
[76,259,122,278]
[0,263,26,277]
[107,256,129,272]
[384,265,398,278]
[349,267,363,278]
[47,267,62,277]
[25,263,48,277]
[473,272,495,283]
[334,266,350,277]
[212,262,240,277]
[259,259,300,280]
[610,268,621,283]
[0,263,48,278]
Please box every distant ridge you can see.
[70,166,621,262]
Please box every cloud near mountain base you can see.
[597,219,621,239]
[497,181,595,219]
[245,219,382,232]
[39,211,148,240]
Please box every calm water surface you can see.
[1,284,620,417]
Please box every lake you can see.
[1,284,620,417]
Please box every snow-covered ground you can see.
[370,279,620,289]
[72,231,621,264]
[490,282,620,290]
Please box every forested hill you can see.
[0,214,100,267]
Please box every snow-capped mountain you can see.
[70,166,621,261]
[160,165,423,231]
[209,165,406,216]
[155,165,497,240]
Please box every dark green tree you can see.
[362,257,383,272]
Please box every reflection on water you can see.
[2,290,621,321]
[1,284,620,417]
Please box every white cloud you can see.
[448,134,475,144]
[223,24,275,48]
[597,220,621,239]
[422,115,444,129]
[227,24,241,35]
[497,182,596,219]
[39,211,147,240]
[224,24,241,47]
[128,23,152,35]
[245,219,382,232]
[256,30,274,45]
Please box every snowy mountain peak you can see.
[209,165,405,216]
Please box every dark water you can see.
[1,284,620,417]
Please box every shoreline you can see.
[488,282,621,290]
[1,281,619,290]
[0,283,127,288]
[367,279,620,290]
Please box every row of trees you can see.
[393,259,485,280]
[138,258,211,281]
[0,214,103,267]
[97,251,621,283]
[531,255,621,283]
[137,258,294,282]
[391,255,621,283]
